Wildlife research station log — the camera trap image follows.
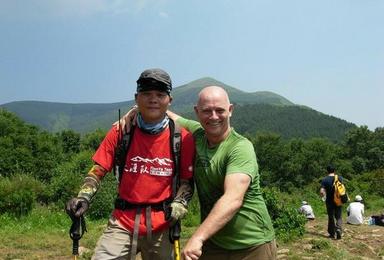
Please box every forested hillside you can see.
[184,103,356,142]
[0,100,134,133]
[0,77,357,141]
[1,108,383,214]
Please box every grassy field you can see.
[0,206,195,260]
[0,206,383,260]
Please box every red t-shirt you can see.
[92,125,195,235]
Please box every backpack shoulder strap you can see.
[333,175,338,184]
[114,125,135,184]
[169,118,182,197]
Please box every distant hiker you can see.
[65,68,195,260]
[320,165,344,240]
[120,86,277,259]
[347,195,364,225]
[299,201,315,220]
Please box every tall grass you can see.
[0,205,69,233]
[0,205,105,259]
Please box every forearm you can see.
[174,179,194,206]
[77,164,106,202]
[182,173,250,259]
[190,192,243,243]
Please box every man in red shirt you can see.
[66,68,195,260]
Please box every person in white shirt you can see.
[347,195,365,225]
[299,201,315,220]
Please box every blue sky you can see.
[0,0,383,130]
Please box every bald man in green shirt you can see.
[121,86,276,260]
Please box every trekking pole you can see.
[171,221,181,260]
[69,215,87,260]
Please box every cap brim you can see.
[137,85,170,94]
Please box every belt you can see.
[114,197,169,211]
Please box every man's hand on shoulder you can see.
[112,105,138,134]
[166,110,180,121]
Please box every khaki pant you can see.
[200,239,277,260]
[92,216,173,260]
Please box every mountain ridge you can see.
[0,77,356,141]
[171,77,293,111]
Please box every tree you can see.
[252,132,287,187]
[344,126,384,172]
[0,109,63,182]
[57,130,80,154]
[80,128,106,151]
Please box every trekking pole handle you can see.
[170,220,181,243]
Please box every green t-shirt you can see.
[177,117,275,250]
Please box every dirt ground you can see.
[134,218,384,260]
[277,218,384,259]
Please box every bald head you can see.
[197,86,231,108]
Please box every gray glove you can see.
[169,201,188,226]
[65,197,89,218]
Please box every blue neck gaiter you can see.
[137,113,169,135]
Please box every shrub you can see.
[0,174,44,216]
[370,169,384,197]
[262,187,282,220]
[47,150,93,207]
[274,207,306,242]
[263,187,306,242]
[347,168,384,208]
[87,173,117,220]
[183,193,200,227]
[80,128,106,151]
